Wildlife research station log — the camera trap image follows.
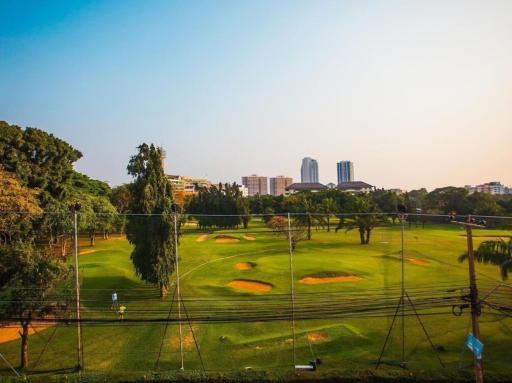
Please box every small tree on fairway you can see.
[125,144,175,297]
[267,216,307,251]
[0,243,71,369]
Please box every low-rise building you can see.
[466,181,511,195]
[285,182,327,195]
[166,174,210,203]
[336,181,375,193]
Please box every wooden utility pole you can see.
[452,219,484,383]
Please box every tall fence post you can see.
[174,211,185,370]
[400,213,405,363]
[287,213,296,367]
[73,207,83,371]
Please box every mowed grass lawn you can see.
[1,219,511,378]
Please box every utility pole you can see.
[452,218,484,383]
[73,204,83,371]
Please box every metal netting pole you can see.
[400,214,405,363]
[287,213,296,367]
[73,210,83,371]
[174,212,184,370]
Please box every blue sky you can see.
[1,0,511,189]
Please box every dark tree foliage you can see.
[0,243,71,369]
[70,171,111,198]
[125,144,175,297]
[425,187,472,215]
[186,183,246,229]
[336,194,384,245]
[111,184,133,213]
[0,121,82,203]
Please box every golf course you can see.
[0,217,511,381]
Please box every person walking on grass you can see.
[111,291,118,309]
[118,304,126,320]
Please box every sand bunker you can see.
[243,235,256,241]
[0,322,54,344]
[300,275,362,284]
[307,332,329,343]
[196,234,209,242]
[408,258,429,265]
[228,279,273,292]
[215,235,240,244]
[235,262,256,270]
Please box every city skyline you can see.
[1,1,511,190]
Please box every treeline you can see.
[247,187,512,217]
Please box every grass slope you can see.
[0,221,511,380]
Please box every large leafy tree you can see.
[125,144,175,297]
[0,168,43,245]
[459,238,512,280]
[0,243,71,369]
[0,121,82,203]
[186,183,245,229]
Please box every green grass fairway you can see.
[1,220,511,380]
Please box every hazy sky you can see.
[1,0,511,190]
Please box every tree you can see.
[336,194,383,245]
[425,187,471,215]
[0,168,42,245]
[320,197,338,232]
[186,183,245,229]
[284,193,317,240]
[266,215,306,251]
[0,243,71,369]
[111,184,132,214]
[459,238,512,280]
[0,121,82,203]
[125,144,175,297]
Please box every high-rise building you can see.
[300,157,319,183]
[337,161,354,184]
[241,175,268,196]
[269,176,293,196]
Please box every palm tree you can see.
[459,238,512,280]
[336,194,384,245]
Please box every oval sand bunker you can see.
[300,275,362,284]
[243,235,256,241]
[235,262,256,270]
[228,279,273,292]
[215,235,240,244]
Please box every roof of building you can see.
[286,182,327,191]
[336,181,374,190]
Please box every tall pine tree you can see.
[125,144,175,297]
